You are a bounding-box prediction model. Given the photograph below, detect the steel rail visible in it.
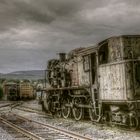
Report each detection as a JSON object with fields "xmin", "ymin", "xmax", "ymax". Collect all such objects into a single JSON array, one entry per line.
[
  {"xmin": 13, "ymin": 113, "xmax": 93, "ymax": 140},
  {"xmin": 15, "ymin": 106, "xmax": 46, "ymax": 115},
  {"xmin": 0, "ymin": 103, "xmax": 13, "ymax": 108},
  {"xmin": 0, "ymin": 116, "xmax": 44, "ymax": 140},
  {"xmin": 0, "ymin": 102, "xmax": 20, "ymax": 108}
]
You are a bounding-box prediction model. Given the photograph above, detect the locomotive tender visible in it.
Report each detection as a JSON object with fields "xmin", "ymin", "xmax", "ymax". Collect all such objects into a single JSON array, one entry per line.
[{"xmin": 42, "ymin": 35, "xmax": 140, "ymax": 129}]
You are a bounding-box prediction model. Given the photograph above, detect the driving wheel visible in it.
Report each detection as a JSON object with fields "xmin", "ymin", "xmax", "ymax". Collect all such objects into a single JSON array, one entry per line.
[
  {"xmin": 72, "ymin": 98, "xmax": 84, "ymax": 121},
  {"xmin": 62, "ymin": 98, "xmax": 71, "ymax": 119}
]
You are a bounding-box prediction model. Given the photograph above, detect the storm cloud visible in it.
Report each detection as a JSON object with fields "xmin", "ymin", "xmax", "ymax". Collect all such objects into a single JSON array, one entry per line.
[{"xmin": 0, "ymin": 0, "xmax": 140, "ymax": 73}]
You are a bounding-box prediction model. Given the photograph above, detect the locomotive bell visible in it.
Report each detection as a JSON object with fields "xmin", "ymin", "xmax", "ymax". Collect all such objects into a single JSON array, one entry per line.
[{"xmin": 59, "ymin": 53, "xmax": 66, "ymax": 62}]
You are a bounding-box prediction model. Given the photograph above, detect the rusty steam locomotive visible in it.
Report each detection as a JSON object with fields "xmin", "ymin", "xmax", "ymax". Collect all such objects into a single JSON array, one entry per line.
[{"xmin": 41, "ymin": 35, "xmax": 140, "ymax": 130}]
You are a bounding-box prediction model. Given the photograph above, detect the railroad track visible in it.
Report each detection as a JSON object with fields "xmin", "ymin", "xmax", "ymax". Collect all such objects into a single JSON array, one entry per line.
[
  {"xmin": 0, "ymin": 101, "xmax": 43, "ymax": 114},
  {"xmin": 0, "ymin": 112, "xmax": 93, "ymax": 140},
  {"xmin": 14, "ymin": 106, "xmax": 47, "ymax": 115},
  {"xmin": 0, "ymin": 102, "xmax": 21, "ymax": 108},
  {"xmin": 0, "ymin": 102, "xmax": 23, "ymax": 112}
]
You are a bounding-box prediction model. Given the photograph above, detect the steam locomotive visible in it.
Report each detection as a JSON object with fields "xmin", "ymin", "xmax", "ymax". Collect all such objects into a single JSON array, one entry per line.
[{"xmin": 41, "ymin": 35, "xmax": 140, "ymax": 130}]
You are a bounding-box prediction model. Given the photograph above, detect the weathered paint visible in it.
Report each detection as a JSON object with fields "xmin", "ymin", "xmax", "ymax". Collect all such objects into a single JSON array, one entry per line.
[
  {"xmin": 125, "ymin": 62, "xmax": 134, "ymax": 99},
  {"xmin": 77, "ymin": 55, "xmax": 90, "ymax": 86},
  {"xmin": 98, "ymin": 36, "xmax": 140, "ymax": 101},
  {"xmin": 134, "ymin": 61, "xmax": 140, "ymax": 98},
  {"xmin": 99, "ymin": 62, "xmax": 126, "ymax": 100},
  {"xmin": 108, "ymin": 37, "xmax": 122, "ymax": 62},
  {"xmin": 46, "ymin": 35, "xmax": 140, "ymax": 102},
  {"xmin": 66, "ymin": 57, "xmax": 79, "ymax": 86},
  {"xmin": 122, "ymin": 37, "xmax": 140, "ymax": 59},
  {"xmin": 108, "ymin": 36, "xmax": 140, "ymax": 62}
]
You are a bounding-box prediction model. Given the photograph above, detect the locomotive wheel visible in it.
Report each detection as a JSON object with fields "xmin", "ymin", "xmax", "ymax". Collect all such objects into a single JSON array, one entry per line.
[
  {"xmin": 62, "ymin": 98, "xmax": 71, "ymax": 119},
  {"xmin": 89, "ymin": 100, "xmax": 98, "ymax": 121},
  {"xmin": 129, "ymin": 116, "xmax": 139, "ymax": 131},
  {"xmin": 72, "ymin": 98, "xmax": 84, "ymax": 121}
]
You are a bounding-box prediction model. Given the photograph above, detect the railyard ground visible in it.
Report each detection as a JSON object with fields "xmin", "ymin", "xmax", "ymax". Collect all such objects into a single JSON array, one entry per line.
[{"xmin": 0, "ymin": 100, "xmax": 140, "ymax": 140}]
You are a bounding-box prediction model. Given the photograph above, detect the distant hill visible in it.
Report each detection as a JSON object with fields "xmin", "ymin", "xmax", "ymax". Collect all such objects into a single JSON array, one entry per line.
[{"xmin": 0, "ymin": 70, "xmax": 45, "ymax": 80}]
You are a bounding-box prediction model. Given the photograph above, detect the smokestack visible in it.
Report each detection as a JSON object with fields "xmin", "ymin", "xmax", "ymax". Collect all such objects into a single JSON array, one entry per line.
[{"xmin": 59, "ymin": 53, "xmax": 66, "ymax": 62}]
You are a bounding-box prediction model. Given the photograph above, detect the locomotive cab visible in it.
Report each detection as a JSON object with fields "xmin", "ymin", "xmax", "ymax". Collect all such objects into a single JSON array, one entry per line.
[{"xmin": 98, "ymin": 35, "xmax": 140, "ymax": 129}]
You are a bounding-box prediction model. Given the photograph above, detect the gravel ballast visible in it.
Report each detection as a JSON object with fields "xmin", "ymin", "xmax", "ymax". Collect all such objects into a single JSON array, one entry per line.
[{"xmin": 0, "ymin": 100, "xmax": 140, "ymax": 140}]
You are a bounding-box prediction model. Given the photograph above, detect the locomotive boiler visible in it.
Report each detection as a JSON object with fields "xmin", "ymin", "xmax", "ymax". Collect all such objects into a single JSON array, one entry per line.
[{"xmin": 41, "ymin": 35, "xmax": 140, "ymax": 130}]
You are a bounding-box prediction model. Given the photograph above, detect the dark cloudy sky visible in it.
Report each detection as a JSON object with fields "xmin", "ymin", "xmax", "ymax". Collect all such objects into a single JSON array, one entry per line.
[{"xmin": 0, "ymin": 0, "xmax": 140, "ymax": 73}]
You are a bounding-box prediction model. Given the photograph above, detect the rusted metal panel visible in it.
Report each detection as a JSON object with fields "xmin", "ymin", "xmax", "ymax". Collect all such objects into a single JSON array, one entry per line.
[
  {"xmin": 77, "ymin": 56, "xmax": 90, "ymax": 86},
  {"xmin": 65, "ymin": 57, "xmax": 79, "ymax": 86},
  {"xmin": 99, "ymin": 36, "xmax": 140, "ymax": 101},
  {"xmin": 99, "ymin": 62, "xmax": 126, "ymax": 100},
  {"xmin": 125, "ymin": 62, "xmax": 134, "ymax": 100},
  {"xmin": 122, "ymin": 37, "xmax": 140, "ymax": 59},
  {"xmin": 108, "ymin": 37, "xmax": 122, "ymax": 62},
  {"xmin": 107, "ymin": 36, "xmax": 140, "ymax": 62},
  {"xmin": 70, "ymin": 61, "xmax": 79, "ymax": 86},
  {"xmin": 134, "ymin": 61, "xmax": 140, "ymax": 98}
]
